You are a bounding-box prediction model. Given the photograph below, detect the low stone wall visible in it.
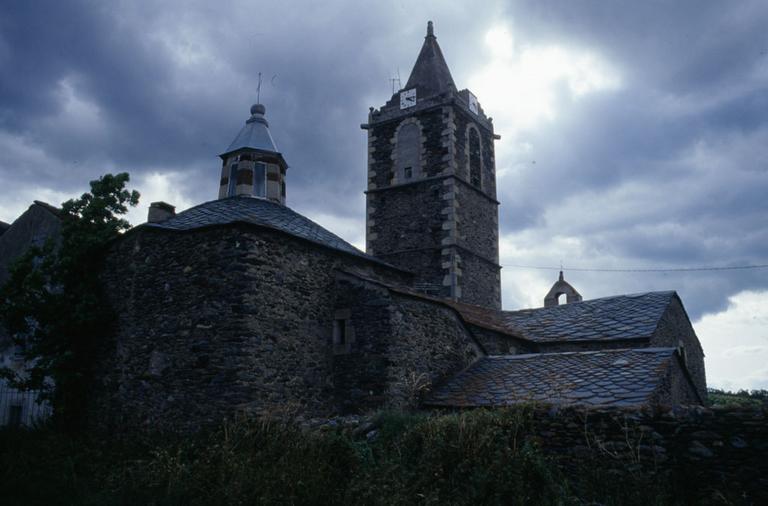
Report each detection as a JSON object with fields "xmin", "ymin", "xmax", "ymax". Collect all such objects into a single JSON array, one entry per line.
[{"xmin": 527, "ymin": 405, "xmax": 768, "ymax": 502}]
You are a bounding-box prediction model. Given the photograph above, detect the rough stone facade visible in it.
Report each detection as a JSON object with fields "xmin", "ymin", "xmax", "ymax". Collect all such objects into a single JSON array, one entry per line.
[
  {"xmin": 364, "ymin": 35, "xmax": 501, "ymax": 309},
  {"xmin": 93, "ymin": 223, "xmax": 482, "ymax": 433},
  {"xmin": 650, "ymin": 296, "xmax": 707, "ymax": 400},
  {"xmin": 333, "ymin": 273, "xmax": 481, "ymax": 413},
  {"xmin": 520, "ymin": 405, "xmax": 768, "ymax": 503}
]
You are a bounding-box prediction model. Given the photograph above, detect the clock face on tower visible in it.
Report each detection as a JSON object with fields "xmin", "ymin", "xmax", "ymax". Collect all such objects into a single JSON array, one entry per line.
[{"xmin": 400, "ymin": 88, "xmax": 417, "ymax": 109}]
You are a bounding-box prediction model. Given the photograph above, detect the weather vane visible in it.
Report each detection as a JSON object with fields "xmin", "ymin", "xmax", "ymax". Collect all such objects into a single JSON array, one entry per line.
[{"xmin": 389, "ymin": 68, "xmax": 402, "ymax": 94}]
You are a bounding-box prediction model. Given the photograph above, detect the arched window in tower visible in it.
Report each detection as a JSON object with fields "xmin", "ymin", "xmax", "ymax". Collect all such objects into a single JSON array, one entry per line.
[
  {"xmin": 395, "ymin": 121, "xmax": 421, "ymax": 182},
  {"xmin": 469, "ymin": 128, "xmax": 481, "ymax": 188}
]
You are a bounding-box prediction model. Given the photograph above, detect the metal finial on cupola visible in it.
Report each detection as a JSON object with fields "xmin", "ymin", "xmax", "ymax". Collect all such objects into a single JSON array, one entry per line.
[
  {"xmin": 427, "ymin": 20, "xmax": 434, "ymax": 37},
  {"xmin": 247, "ymin": 103, "xmax": 268, "ymax": 125}
]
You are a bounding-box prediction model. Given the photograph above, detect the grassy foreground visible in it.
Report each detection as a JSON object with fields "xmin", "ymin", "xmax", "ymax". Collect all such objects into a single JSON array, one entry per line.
[{"xmin": 0, "ymin": 408, "xmax": 736, "ymax": 505}]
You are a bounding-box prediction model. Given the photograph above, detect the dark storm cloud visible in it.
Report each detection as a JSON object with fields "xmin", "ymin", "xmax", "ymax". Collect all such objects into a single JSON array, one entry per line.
[
  {"xmin": 0, "ymin": 0, "xmax": 497, "ymax": 212},
  {"xmin": 0, "ymin": 0, "xmax": 766, "ymax": 322}
]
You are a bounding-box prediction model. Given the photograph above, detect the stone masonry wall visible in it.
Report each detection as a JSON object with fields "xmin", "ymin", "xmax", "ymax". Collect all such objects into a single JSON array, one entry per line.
[
  {"xmin": 332, "ymin": 274, "xmax": 481, "ymax": 413},
  {"xmin": 454, "ymin": 181, "xmax": 498, "ymax": 263},
  {"xmin": 94, "ymin": 224, "xmax": 410, "ymax": 433},
  {"xmin": 468, "ymin": 324, "xmax": 534, "ymax": 355},
  {"xmin": 651, "ymin": 297, "xmax": 707, "ymax": 401},
  {"xmin": 367, "ymin": 180, "xmax": 447, "ymax": 255},
  {"xmin": 366, "ymin": 102, "xmax": 501, "ymax": 310},
  {"xmin": 332, "ymin": 275, "xmax": 393, "ymax": 414},
  {"xmin": 518, "ymin": 405, "xmax": 768, "ymax": 503},
  {"xmin": 455, "ymin": 248, "xmax": 502, "ymax": 310},
  {"xmin": 652, "ymin": 356, "xmax": 702, "ymax": 406},
  {"xmin": 387, "ymin": 294, "xmax": 482, "ymax": 407}
]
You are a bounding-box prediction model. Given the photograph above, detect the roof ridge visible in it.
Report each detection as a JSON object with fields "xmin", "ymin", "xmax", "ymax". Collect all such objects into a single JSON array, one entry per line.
[
  {"xmin": 140, "ymin": 197, "xmax": 409, "ymax": 271},
  {"xmin": 504, "ymin": 290, "xmax": 677, "ymax": 315},
  {"xmin": 485, "ymin": 347, "xmax": 677, "ymax": 360}
]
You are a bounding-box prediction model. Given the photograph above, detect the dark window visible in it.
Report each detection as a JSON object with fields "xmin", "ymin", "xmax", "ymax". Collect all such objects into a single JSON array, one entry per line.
[
  {"xmin": 469, "ymin": 128, "xmax": 481, "ymax": 188},
  {"xmin": 396, "ymin": 122, "xmax": 421, "ymax": 181},
  {"xmin": 253, "ymin": 162, "xmax": 266, "ymax": 197},
  {"xmin": 334, "ymin": 319, "xmax": 347, "ymax": 345},
  {"xmin": 228, "ymin": 163, "xmax": 239, "ymax": 196}
]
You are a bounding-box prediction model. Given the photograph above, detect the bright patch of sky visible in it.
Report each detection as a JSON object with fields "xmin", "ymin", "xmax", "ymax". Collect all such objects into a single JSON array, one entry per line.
[
  {"xmin": 125, "ymin": 172, "xmax": 195, "ymax": 226},
  {"xmin": 696, "ymin": 291, "xmax": 768, "ymax": 390},
  {"xmin": 469, "ymin": 24, "xmax": 621, "ymax": 140}
]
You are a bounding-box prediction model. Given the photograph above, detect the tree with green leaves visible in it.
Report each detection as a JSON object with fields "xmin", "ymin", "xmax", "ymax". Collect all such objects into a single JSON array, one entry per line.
[{"xmin": 0, "ymin": 173, "xmax": 139, "ymax": 431}]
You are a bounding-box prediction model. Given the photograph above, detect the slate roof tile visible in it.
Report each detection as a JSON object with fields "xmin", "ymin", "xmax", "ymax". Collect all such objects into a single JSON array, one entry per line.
[
  {"xmin": 143, "ymin": 196, "xmax": 383, "ymax": 264},
  {"xmin": 424, "ymin": 348, "xmax": 677, "ymax": 408},
  {"xmin": 444, "ymin": 292, "xmax": 676, "ymax": 343}
]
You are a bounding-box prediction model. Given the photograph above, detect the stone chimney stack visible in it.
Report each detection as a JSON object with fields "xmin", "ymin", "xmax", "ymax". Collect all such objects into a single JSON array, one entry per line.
[{"xmin": 148, "ymin": 201, "xmax": 176, "ymax": 223}]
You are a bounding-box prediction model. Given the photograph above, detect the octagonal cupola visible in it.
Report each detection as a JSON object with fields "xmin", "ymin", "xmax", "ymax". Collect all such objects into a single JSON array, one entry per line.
[{"xmin": 218, "ymin": 103, "xmax": 288, "ymax": 204}]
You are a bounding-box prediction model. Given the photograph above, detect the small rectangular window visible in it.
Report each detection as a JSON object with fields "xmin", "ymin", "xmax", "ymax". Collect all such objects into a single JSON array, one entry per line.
[
  {"xmin": 253, "ymin": 162, "xmax": 266, "ymax": 197},
  {"xmin": 334, "ymin": 319, "xmax": 347, "ymax": 345},
  {"xmin": 403, "ymin": 166, "xmax": 413, "ymax": 179}
]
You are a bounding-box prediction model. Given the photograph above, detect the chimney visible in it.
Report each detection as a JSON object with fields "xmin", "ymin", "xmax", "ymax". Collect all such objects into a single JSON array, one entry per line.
[{"xmin": 148, "ymin": 201, "xmax": 176, "ymax": 223}]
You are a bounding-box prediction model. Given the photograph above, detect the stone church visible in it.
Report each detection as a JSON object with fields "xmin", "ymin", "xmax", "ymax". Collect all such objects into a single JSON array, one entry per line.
[{"xmin": 1, "ymin": 23, "xmax": 706, "ymax": 432}]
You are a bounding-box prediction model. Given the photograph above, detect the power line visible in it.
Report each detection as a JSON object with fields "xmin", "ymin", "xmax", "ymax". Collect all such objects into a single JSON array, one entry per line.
[{"xmin": 502, "ymin": 263, "xmax": 768, "ymax": 273}]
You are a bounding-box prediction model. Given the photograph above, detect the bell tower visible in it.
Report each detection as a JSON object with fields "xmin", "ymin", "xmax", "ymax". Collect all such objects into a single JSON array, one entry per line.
[{"xmin": 362, "ymin": 22, "xmax": 501, "ymax": 309}]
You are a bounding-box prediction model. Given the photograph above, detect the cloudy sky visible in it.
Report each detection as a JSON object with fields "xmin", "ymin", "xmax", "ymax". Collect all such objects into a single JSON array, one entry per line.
[{"xmin": 1, "ymin": 0, "xmax": 766, "ymax": 390}]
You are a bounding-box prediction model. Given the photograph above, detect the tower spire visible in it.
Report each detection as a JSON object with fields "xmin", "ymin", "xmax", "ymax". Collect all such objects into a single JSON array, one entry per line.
[{"xmin": 404, "ymin": 20, "xmax": 456, "ymax": 98}]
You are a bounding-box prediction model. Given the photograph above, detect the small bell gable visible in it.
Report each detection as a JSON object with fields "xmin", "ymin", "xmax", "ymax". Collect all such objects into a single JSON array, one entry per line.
[{"xmin": 544, "ymin": 271, "xmax": 583, "ymax": 307}]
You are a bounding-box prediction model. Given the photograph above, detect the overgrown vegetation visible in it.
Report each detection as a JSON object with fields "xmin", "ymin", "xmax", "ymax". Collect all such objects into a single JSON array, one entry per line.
[
  {"xmin": 0, "ymin": 173, "xmax": 139, "ymax": 431},
  {"xmin": 708, "ymin": 388, "xmax": 768, "ymax": 408},
  {"xmin": 0, "ymin": 408, "xmax": 750, "ymax": 506}
]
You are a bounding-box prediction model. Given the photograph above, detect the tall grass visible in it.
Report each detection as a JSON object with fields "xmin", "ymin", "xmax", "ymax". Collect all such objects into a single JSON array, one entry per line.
[{"xmin": 0, "ymin": 408, "xmax": 739, "ymax": 505}]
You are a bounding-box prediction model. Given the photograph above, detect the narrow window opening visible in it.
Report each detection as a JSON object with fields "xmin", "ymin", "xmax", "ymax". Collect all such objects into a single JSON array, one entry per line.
[
  {"xmin": 333, "ymin": 319, "xmax": 347, "ymax": 345},
  {"xmin": 469, "ymin": 128, "xmax": 482, "ymax": 188},
  {"xmin": 396, "ymin": 122, "xmax": 421, "ymax": 182},
  {"xmin": 227, "ymin": 163, "xmax": 239, "ymax": 196},
  {"xmin": 253, "ymin": 162, "xmax": 266, "ymax": 197}
]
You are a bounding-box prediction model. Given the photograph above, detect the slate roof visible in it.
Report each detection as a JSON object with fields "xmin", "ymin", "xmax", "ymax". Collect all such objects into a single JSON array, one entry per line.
[
  {"xmin": 447, "ymin": 292, "xmax": 676, "ymax": 344},
  {"xmin": 425, "ymin": 348, "xmax": 679, "ymax": 408},
  {"xmin": 144, "ymin": 196, "xmax": 377, "ymax": 262},
  {"xmin": 404, "ymin": 21, "xmax": 456, "ymax": 98},
  {"xmin": 223, "ymin": 104, "xmax": 281, "ymax": 157}
]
